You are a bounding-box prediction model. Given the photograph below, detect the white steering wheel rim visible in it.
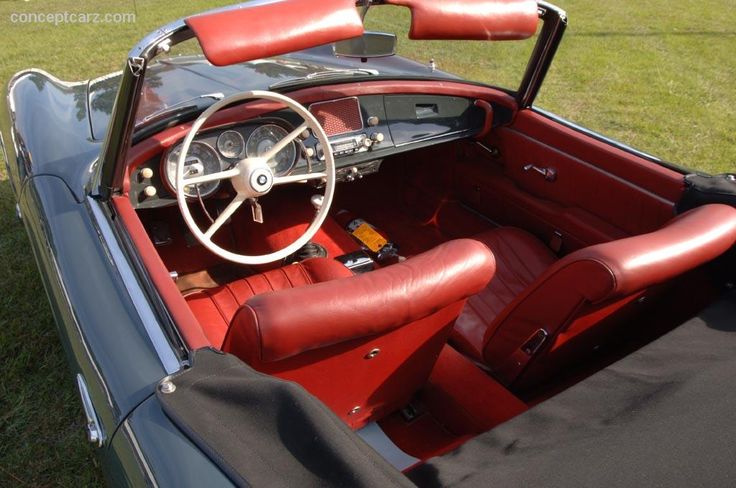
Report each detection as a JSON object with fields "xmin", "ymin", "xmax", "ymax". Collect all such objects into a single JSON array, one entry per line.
[{"xmin": 175, "ymin": 90, "xmax": 335, "ymax": 265}]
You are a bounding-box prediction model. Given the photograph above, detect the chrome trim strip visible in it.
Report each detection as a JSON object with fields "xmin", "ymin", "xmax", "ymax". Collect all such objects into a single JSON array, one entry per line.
[
  {"xmin": 88, "ymin": 197, "xmax": 180, "ymax": 374},
  {"xmin": 393, "ymin": 128, "xmax": 478, "ymax": 148},
  {"xmin": 122, "ymin": 420, "xmax": 159, "ymax": 487}
]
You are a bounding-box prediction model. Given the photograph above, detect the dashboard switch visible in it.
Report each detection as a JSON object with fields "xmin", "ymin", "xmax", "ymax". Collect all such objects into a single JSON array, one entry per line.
[
  {"xmin": 370, "ymin": 132, "xmax": 384, "ymax": 143},
  {"xmin": 140, "ymin": 167, "xmax": 154, "ymax": 180},
  {"xmin": 143, "ymin": 186, "xmax": 157, "ymax": 198}
]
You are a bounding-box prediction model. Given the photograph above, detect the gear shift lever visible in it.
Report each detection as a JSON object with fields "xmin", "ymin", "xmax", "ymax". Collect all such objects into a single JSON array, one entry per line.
[{"xmin": 310, "ymin": 194, "xmax": 324, "ymax": 210}]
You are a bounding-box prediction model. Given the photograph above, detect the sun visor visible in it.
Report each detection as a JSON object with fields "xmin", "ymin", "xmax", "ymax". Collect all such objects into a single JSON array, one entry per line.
[
  {"xmin": 384, "ymin": 0, "xmax": 539, "ymax": 40},
  {"xmin": 185, "ymin": 0, "xmax": 365, "ymax": 67}
]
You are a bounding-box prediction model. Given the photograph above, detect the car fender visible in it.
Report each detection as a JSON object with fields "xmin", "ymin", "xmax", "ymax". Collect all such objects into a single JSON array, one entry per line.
[
  {"xmin": 17, "ymin": 174, "xmax": 182, "ymax": 456},
  {"xmin": 3, "ymin": 69, "xmax": 101, "ymax": 201}
]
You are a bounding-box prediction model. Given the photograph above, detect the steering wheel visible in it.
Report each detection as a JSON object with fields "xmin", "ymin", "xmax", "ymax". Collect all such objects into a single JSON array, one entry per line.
[{"xmin": 175, "ymin": 90, "xmax": 335, "ymax": 265}]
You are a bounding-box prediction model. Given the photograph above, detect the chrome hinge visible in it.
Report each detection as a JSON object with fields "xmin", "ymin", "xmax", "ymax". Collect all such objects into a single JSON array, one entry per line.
[
  {"xmin": 76, "ymin": 374, "xmax": 105, "ymax": 447},
  {"xmin": 128, "ymin": 57, "xmax": 145, "ymax": 77}
]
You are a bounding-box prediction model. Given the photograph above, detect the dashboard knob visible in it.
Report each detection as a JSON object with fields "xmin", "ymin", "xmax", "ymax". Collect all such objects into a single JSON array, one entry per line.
[
  {"xmin": 367, "ymin": 116, "xmax": 380, "ymax": 126},
  {"xmin": 140, "ymin": 167, "xmax": 154, "ymax": 180},
  {"xmin": 143, "ymin": 185, "xmax": 157, "ymax": 198},
  {"xmin": 305, "ymin": 147, "xmax": 316, "ymax": 159},
  {"xmin": 370, "ymin": 132, "xmax": 384, "ymax": 143},
  {"xmin": 362, "ymin": 137, "xmax": 373, "ymax": 148}
]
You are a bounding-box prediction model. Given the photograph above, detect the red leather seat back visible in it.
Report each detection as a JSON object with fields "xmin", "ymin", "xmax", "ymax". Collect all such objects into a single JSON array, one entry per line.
[
  {"xmin": 483, "ymin": 204, "xmax": 736, "ymax": 388},
  {"xmin": 223, "ymin": 239, "xmax": 496, "ymax": 428},
  {"xmin": 185, "ymin": 258, "xmax": 353, "ymax": 347}
]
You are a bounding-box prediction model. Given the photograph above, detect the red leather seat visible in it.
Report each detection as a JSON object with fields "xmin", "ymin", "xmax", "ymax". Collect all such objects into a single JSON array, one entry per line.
[
  {"xmin": 222, "ymin": 239, "xmax": 495, "ymax": 429},
  {"xmin": 186, "ymin": 258, "xmax": 353, "ymax": 346},
  {"xmin": 452, "ymin": 204, "xmax": 736, "ymax": 390}
]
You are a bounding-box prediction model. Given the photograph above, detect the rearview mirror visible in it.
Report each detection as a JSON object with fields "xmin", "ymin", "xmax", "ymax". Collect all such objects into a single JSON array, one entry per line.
[{"xmin": 334, "ymin": 32, "xmax": 397, "ymax": 58}]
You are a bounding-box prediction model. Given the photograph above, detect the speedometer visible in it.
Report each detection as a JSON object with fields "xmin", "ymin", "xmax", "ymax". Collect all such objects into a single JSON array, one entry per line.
[
  {"xmin": 217, "ymin": 130, "xmax": 245, "ymax": 159},
  {"xmin": 165, "ymin": 141, "xmax": 222, "ymax": 198},
  {"xmin": 246, "ymin": 124, "xmax": 297, "ymax": 176}
]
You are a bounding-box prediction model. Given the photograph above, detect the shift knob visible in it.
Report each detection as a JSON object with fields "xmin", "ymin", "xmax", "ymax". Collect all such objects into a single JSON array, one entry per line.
[{"xmin": 310, "ymin": 194, "xmax": 324, "ymax": 210}]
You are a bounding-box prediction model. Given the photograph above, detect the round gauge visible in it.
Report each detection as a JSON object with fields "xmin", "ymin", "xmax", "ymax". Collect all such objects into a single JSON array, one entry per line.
[
  {"xmin": 246, "ymin": 124, "xmax": 297, "ymax": 175},
  {"xmin": 165, "ymin": 141, "xmax": 222, "ymax": 198},
  {"xmin": 217, "ymin": 130, "xmax": 245, "ymax": 159}
]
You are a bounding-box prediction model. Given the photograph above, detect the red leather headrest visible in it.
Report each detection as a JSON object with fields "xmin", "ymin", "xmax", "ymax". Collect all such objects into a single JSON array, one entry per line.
[
  {"xmin": 225, "ymin": 239, "xmax": 495, "ymax": 363},
  {"xmin": 186, "ymin": 0, "xmax": 364, "ymax": 67},
  {"xmin": 384, "ymin": 0, "xmax": 539, "ymax": 41},
  {"xmin": 558, "ymin": 204, "xmax": 736, "ymax": 302}
]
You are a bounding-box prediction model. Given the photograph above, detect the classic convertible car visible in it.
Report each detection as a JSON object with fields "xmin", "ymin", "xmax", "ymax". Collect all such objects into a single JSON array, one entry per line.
[{"xmin": 4, "ymin": 0, "xmax": 736, "ymax": 486}]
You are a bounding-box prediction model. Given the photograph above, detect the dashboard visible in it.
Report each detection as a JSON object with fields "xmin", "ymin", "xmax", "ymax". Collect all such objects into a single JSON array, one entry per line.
[{"xmin": 129, "ymin": 94, "xmax": 487, "ymax": 209}]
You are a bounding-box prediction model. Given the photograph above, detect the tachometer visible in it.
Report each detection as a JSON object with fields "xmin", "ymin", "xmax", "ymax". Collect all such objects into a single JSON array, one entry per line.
[
  {"xmin": 165, "ymin": 141, "xmax": 222, "ymax": 198},
  {"xmin": 217, "ymin": 130, "xmax": 245, "ymax": 159},
  {"xmin": 246, "ymin": 124, "xmax": 297, "ymax": 175}
]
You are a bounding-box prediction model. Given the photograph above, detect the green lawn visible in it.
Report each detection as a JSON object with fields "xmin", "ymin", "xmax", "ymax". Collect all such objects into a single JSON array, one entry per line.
[{"xmin": 0, "ymin": 0, "xmax": 734, "ymax": 485}]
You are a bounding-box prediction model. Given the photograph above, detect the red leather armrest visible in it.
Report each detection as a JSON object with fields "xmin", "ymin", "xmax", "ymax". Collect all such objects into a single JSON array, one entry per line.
[
  {"xmin": 575, "ymin": 204, "xmax": 736, "ymax": 300},
  {"xmin": 224, "ymin": 239, "xmax": 496, "ymax": 363}
]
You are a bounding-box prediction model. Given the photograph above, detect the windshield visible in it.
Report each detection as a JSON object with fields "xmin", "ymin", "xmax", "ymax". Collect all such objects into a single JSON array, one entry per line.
[{"xmin": 99, "ymin": 6, "xmax": 539, "ymax": 131}]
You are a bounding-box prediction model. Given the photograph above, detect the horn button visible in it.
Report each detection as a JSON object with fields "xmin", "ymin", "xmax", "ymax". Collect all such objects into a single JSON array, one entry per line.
[{"xmin": 233, "ymin": 158, "xmax": 274, "ymax": 197}]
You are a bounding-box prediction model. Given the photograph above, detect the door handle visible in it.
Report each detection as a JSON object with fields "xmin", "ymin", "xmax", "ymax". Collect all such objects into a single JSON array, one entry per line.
[
  {"xmin": 523, "ymin": 164, "xmax": 557, "ymax": 182},
  {"xmin": 76, "ymin": 374, "xmax": 105, "ymax": 447}
]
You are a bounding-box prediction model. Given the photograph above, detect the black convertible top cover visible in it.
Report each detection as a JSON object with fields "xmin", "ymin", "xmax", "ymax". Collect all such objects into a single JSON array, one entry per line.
[
  {"xmin": 157, "ymin": 349, "xmax": 413, "ymax": 488},
  {"xmin": 409, "ymin": 291, "xmax": 736, "ymax": 487}
]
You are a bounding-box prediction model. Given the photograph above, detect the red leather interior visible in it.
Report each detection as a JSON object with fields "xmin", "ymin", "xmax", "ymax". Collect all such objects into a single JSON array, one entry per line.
[
  {"xmin": 451, "ymin": 227, "xmax": 556, "ymax": 361},
  {"xmin": 451, "ymin": 204, "xmax": 736, "ymax": 389},
  {"xmin": 186, "ymin": 258, "xmax": 353, "ymax": 347},
  {"xmin": 223, "ymin": 239, "xmax": 495, "ymax": 428},
  {"xmin": 185, "ymin": 0, "xmax": 363, "ymax": 67},
  {"xmin": 454, "ymin": 109, "xmax": 687, "ymax": 253},
  {"xmin": 376, "ymin": 346, "xmax": 527, "ymax": 463},
  {"xmin": 229, "ymin": 187, "xmax": 361, "ymax": 261},
  {"xmin": 420, "ymin": 345, "xmax": 527, "ymax": 434},
  {"xmin": 384, "ymin": 0, "xmax": 538, "ymax": 40},
  {"xmin": 511, "ymin": 111, "xmax": 684, "ymax": 202}
]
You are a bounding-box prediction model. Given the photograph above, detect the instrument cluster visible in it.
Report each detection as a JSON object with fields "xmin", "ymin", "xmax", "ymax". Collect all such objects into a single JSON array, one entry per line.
[{"xmin": 162, "ymin": 121, "xmax": 301, "ymax": 198}]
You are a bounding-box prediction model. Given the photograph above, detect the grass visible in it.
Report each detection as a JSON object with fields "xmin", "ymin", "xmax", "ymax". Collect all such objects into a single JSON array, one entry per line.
[{"xmin": 0, "ymin": 0, "xmax": 733, "ymax": 485}]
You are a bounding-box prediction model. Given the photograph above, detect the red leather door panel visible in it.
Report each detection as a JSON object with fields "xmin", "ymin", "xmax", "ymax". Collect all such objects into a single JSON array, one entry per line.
[{"xmin": 457, "ymin": 109, "xmax": 685, "ymax": 252}]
